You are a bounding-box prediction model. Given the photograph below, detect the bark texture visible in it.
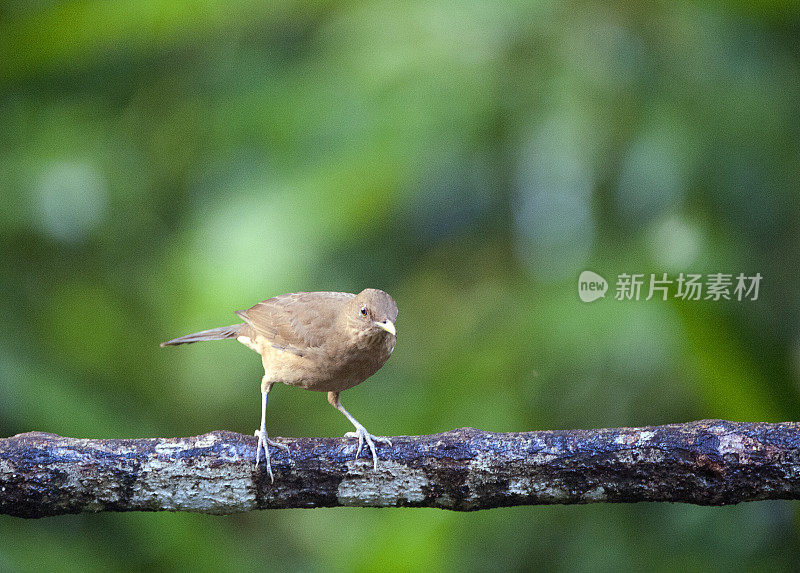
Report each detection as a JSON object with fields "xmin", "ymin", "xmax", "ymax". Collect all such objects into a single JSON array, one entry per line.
[{"xmin": 2, "ymin": 419, "xmax": 800, "ymax": 518}]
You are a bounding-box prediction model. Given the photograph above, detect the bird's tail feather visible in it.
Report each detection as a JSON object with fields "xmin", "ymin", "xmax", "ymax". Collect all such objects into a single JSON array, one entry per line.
[{"xmin": 160, "ymin": 324, "xmax": 243, "ymax": 347}]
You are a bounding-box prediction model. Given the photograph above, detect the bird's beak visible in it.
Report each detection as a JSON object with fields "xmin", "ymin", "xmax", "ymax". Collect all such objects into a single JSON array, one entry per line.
[{"xmin": 375, "ymin": 319, "xmax": 396, "ymax": 336}]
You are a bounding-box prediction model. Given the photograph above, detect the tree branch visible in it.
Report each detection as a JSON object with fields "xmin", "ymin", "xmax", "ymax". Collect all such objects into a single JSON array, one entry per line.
[{"xmin": 2, "ymin": 419, "xmax": 800, "ymax": 517}]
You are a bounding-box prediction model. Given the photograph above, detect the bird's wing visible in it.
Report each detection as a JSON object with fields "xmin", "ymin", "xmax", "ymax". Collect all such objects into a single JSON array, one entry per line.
[{"xmin": 235, "ymin": 291, "xmax": 355, "ymax": 355}]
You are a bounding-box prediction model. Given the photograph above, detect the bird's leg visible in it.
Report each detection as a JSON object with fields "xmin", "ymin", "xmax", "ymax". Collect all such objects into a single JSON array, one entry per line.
[
  {"xmin": 327, "ymin": 391, "xmax": 392, "ymax": 471},
  {"xmin": 254, "ymin": 380, "xmax": 289, "ymax": 482}
]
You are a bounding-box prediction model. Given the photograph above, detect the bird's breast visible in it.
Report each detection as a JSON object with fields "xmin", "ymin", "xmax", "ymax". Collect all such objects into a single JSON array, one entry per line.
[
  {"xmin": 313, "ymin": 331, "xmax": 395, "ymax": 391},
  {"xmin": 251, "ymin": 329, "xmax": 395, "ymax": 392}
]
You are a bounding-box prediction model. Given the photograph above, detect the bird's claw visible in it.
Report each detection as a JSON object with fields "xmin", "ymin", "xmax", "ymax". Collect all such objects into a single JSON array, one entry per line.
[
  {"xmin": 254, "ymin": 429, "xmax": 290, "ymax": 483},
  {"xmin": 344, "ymin": 427, "xmax": 391, "ymax": 470},
  {"xmin": 254, "ymin": 429, "xmax": 290, "ymax": 452}
]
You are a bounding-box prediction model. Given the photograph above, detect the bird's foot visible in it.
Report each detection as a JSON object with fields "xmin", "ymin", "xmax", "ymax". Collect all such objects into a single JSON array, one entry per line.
[
  {"xmin": 254, "ymin": 429, "xmax": 290, "ymax": 452},
  {"xmin": 254, "ymin": 429, "xmax": 290, "ymax": 483},
  {"xmin": 344, "ymin": 426, "xmax": 392, "ymax": 471}
]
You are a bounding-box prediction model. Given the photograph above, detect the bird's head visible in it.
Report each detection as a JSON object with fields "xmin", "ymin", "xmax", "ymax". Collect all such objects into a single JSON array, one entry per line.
[{"xmin": 348, "ymin": 288, "xmax": 398, "ymax": 338}]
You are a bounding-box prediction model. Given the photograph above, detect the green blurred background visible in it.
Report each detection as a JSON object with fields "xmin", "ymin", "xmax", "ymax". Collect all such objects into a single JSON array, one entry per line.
[{"xmin": 2, "ymin": 0, "xmax": 800, "ymax": 570}]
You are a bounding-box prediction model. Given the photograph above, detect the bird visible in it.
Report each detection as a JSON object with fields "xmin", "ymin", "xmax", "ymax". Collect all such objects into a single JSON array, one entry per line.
[{"xmin": 160, "ymin": 288, "xmax": 398, "ymax": 482}]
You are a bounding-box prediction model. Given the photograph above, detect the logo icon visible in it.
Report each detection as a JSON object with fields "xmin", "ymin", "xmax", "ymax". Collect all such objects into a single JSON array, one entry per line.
[{"xmin": 579, "ymin": 270, "xmax": 608, "ymax": 302}]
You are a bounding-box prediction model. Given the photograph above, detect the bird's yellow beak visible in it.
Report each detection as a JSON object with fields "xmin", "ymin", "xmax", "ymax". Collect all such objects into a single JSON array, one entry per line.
[{"xmin": 375, "ymin": 320, "xmax": 396, "ymax": 336}]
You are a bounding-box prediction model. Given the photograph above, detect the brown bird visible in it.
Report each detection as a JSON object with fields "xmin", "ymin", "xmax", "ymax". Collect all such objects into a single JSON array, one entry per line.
[{"xmin": 160, "ymin": 288, "xmax": 398, "ymax": 482}]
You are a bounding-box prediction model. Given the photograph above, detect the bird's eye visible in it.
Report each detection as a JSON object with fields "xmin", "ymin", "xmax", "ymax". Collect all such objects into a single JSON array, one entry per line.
[{"xmin": 360, "ymin": 306, "xmax": 368, "ymax": 316}]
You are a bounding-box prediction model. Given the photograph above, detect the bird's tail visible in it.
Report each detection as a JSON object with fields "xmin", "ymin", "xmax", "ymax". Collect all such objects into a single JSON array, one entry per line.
[{"xmin": 160, "ymin": 324, "xmax": 243, "ymax": 347}]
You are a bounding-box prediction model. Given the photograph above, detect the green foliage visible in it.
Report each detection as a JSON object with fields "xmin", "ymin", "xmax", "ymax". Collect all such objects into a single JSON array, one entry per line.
[{"xmin": 1, "ymin": 0, "xmax": 799, "ymax": 570}]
